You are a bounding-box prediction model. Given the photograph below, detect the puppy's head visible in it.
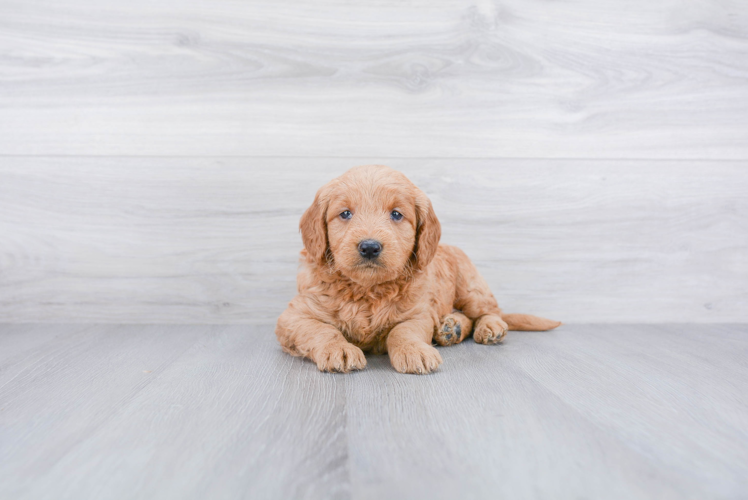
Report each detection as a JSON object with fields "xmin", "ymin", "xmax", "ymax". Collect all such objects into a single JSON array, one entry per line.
[{"xmin": 300, "ymin": 165, "xmax": 441, "ymax": 285}]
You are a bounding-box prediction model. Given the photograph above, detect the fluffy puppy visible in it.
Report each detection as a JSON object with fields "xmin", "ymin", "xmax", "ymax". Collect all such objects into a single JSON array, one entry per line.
[{"xmin": 276, "ymin": 165, "xmax": 560, "ymax": 374}]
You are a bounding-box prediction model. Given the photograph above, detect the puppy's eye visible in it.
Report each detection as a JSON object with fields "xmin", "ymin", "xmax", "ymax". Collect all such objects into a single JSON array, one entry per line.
[
  {"xmin": 390, "ymin": 210, "xmax": 403, "ymax": 221},
  {"xmin": 340, "ymin": 210, "xmax": 352, "ymax": 220}
]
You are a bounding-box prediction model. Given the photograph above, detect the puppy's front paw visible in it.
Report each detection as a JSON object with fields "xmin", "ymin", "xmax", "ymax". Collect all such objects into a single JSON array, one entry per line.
[
  {"xmin": 389, "ymin": 342, "xmax": 443, "ymax": 374},
  {"xmin": 314, "ymin": 341, "xmax": 367, "ymax": 373},
  {"xmin": 473, "ymin": 316, "xmax": 508, "ymax": 345}
]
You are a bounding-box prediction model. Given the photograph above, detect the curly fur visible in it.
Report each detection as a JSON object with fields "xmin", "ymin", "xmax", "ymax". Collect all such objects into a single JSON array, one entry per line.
[{"xmin": 276, "ymin": 165, "xmax": 561, "ymax": 374}]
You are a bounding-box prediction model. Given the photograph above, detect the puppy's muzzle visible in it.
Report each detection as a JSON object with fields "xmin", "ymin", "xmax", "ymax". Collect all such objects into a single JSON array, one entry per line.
[{"xmin": 358, "ymin": 239, "xmax": 382, "ymax": 260}]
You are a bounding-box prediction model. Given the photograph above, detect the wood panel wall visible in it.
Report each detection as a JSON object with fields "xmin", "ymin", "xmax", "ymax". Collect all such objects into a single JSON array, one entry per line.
[{"xmin": 1, "ymin": 0, "xmax": 746, "ymax": 322}]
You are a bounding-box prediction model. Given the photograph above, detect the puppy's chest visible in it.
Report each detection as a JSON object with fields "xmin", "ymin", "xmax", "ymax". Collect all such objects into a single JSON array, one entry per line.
[{"xmin": 335, "ymin": 300, "xmax": 403, "ymax": 353}]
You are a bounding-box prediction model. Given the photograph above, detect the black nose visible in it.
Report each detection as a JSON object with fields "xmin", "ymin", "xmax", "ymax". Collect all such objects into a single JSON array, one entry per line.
[{"xmin": 358, "ymin": 239, "xmax": 382, "ymax": 259}]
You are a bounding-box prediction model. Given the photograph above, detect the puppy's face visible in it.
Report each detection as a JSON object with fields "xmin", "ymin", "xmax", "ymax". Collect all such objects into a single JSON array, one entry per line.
[
  {"xmin": 326, "ymin": 171, "xmax": 417, "ymax": 284},
  {"xmin": 300, "ymin": 165, "xmax": 441, "ymax": 285}
]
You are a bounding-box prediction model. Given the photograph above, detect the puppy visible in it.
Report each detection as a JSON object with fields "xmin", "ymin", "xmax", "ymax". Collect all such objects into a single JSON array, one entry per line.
[{"xmin": 276, "ymin": 165, "xmax": 560, "ymax": 374}]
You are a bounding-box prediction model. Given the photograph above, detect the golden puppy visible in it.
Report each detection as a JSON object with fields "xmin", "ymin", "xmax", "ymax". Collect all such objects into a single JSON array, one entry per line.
[{"xmin": 276, "ymin": 165, "xmax": 560, "ymax": 374}]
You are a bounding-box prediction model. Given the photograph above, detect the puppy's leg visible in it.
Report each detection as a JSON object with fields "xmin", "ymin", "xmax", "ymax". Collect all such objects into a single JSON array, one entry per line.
[
  {"xmin": 434, "ymin": 311, "xmax": 473, "ymax": 346},
  {"xmin": 387, "ymin": 317, "xmax": 443, "ymax": 374},
  {"xmin": 451, "ymin": 249, "xmax": 509, "ymax": 344},
  {"xmin": 276, "ymin": 304, "xmax": 366, "ymax": 373}
]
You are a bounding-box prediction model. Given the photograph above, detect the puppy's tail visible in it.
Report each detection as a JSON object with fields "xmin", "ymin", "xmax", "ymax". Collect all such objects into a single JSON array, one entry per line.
[{"xmin": 502, "ymin": 313, "xmax": 562, "ymax": 331}]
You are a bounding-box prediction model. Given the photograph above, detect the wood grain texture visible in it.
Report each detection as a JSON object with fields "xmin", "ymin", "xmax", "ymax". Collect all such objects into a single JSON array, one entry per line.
[
  {"xmin": 346, "ymin": 323, "xmax": 748, "ymax": 500},
  {"xmin": 0, "ymin": 0, "xmax": 747, "ymax": 158},
  {"xmin": 1, "ymin": 157, "xmax": 746, "ymax": 323},
  {"xmin": 1, "ymin": 323, "xmax": 746, "ymax": 499},
  {"xmin": 0, "ymin": 324, "xmax": 207, "ymax": 498},
  {"xmin": 4, "ymin": 325, "xmax": 350, "ymax": 500}
]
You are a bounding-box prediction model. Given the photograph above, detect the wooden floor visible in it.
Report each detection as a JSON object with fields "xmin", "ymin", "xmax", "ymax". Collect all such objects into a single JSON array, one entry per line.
[{"xmin": 1, "ymin": 323, "xmax": 746, "ymax": 499}]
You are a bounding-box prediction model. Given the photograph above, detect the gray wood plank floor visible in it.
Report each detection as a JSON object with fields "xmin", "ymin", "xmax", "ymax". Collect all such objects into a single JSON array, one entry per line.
[{"xmin": 1, "ymin": 324, "xmax": 746, "ymax": 500}]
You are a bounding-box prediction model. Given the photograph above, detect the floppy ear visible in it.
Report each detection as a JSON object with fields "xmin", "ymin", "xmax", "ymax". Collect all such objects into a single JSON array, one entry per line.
[
  {"xmin": 299, "ymin": 187, "xmax": 330, "ymax": 266},
  {"xmin": 412, "ymin": 190, "xmax": 441, "ymax": 272}
]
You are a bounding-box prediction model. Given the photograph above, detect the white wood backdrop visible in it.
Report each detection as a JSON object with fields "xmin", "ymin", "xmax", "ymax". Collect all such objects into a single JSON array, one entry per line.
[
  {"xmin": 0, "ymin": 0, "xmax": 746, "ymax": 322},
  {"xmin": 1, "ymin": 158, "xmax": 745, "ymax": 323}
]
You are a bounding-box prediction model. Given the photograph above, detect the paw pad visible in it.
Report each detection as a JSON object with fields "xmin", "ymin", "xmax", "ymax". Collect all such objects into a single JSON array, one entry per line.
[{"xmin": 435, "ymin": 316, "xmax": 463, "ymax": 346}]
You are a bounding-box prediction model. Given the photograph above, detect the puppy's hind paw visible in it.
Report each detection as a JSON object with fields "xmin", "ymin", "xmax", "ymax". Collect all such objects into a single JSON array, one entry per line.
[
  {"xmin": 434, "ymin": 316, "xmax": 462, "ymax": 346},
  {"xmin": 473, "ymin": 316, "xmax": 508, "ymax": 345}
]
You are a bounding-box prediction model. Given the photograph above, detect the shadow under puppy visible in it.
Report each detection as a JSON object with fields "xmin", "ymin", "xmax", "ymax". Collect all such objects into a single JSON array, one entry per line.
[{"xmin": 276, "ymin": 165, "xmax": 560, "ymax": 374}]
